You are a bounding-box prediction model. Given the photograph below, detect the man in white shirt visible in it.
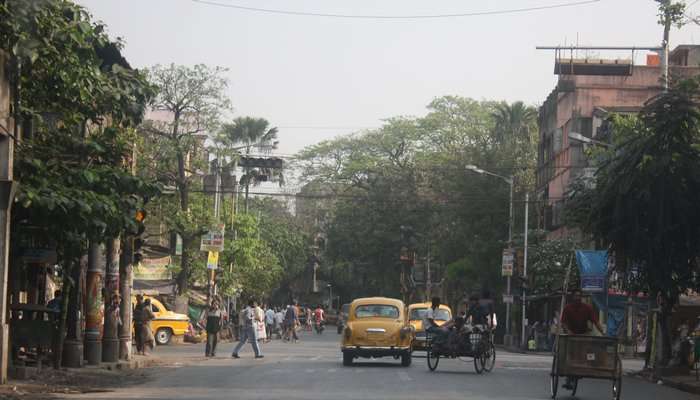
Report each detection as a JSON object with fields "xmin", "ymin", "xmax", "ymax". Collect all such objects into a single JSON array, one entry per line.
[
  {"xmin": 423, "ymin": 297, "xmax": 442, "ymax": 335},
  {"xmin": 232, "ymin": 300, "xmax": 264, "ymax": 359}
]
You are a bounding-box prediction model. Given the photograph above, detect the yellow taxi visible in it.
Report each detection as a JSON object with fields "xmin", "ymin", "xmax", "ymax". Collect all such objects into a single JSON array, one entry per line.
[
  {"xmin": 132, "ymin": 295, "xmax": 189, "ymax": 345},
  {"xmin": 341, "ymin": 297, "xmax": 413, "ymax": 367},
  {"xmin": 408, "ymin": 302, "xmax": 452, "ymax": 351}
]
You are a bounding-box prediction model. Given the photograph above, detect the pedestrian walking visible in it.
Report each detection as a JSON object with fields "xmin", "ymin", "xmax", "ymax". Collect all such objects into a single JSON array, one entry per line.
[
  {"xmin": 265, "ymin": 306, "xmax": 275, "ymax": 342},
  {"xmin": 205, "ymin": 299, "xmax": 224, "ymax": 357},
  {"xmin": 133, "ymin": 294, "xmax": 146, "ymax": 354},
  {"xmin": 305, "ymin": 307, "xmax": 313, "ymax": 331},
  {"xmin": 134, "ymin": 296, "xmax": 156, "ymax": 355},
  {"xmin": 255, "ymin": 303, "xmax": 266, "ymax": 343},
  {"xmin": 232, "ymin": 300, "xmax": 264, "ymax": 359},
  {"xmin": 141, "ymin": 298, "xmax": 156, "ymax": 355},
  {"xmin": 274, "ymin": 307, "xmax": 284, "ymax": 339},
  {"xmin": 284, "ymin": 302, "xmax": 299, "ymax": 342}
]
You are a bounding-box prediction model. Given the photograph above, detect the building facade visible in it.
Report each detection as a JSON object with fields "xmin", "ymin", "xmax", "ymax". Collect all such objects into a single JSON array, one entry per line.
[{"xmin": 537, "ymin": 45, "xmax": 700, "ymax": 238}]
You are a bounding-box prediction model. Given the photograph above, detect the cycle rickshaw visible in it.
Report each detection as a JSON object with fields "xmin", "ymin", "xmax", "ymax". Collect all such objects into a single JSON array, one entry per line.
[
  {"xmin": 550, "ymin": 334, "xmax": 622, "ymax": 399},
  {"xmin": 425, "ymin": 325, "xmax": 496, "ymax": 374}
]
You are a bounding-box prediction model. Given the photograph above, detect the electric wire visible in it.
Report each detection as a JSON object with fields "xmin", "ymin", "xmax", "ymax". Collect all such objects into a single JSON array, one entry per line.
[{"xmin": 190, "ymin": 0, "xmax": 602, "ymax": 20}]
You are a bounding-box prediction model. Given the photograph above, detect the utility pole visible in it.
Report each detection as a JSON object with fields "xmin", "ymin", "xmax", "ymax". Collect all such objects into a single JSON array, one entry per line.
[
  {"xmin": 506, "ymin": 177, "xmax": 513, "ymax": 345},
  {"xmin": 521, "ymin": 193, "xmax": 529, "ymax": 348},
  {"xmin": 426, "ymin": 248, "xmax": 432, "ymax": 300},
  {"xmin": 659, "ymin": 0, "xmax": 672, "ymax": 91}
]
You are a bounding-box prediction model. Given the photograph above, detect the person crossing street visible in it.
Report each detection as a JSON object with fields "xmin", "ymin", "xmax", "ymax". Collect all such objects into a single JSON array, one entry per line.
[{"xmin": 232, "ymin": 300, "xmax": 264, "ymax": 359}]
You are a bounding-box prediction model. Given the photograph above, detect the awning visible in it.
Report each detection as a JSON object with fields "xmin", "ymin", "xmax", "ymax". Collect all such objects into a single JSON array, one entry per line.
[{"xmin": 133, "ymin": 279, "xmax": 176, "ymax": 296}]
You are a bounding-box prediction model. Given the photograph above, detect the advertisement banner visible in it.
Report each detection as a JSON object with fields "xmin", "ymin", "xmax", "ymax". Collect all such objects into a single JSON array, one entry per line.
[
  {"xmin": 575, "ymin": 250, "xmax": 608, "ymax": 293},
  {"xmin": 200, "ymin": 224, "xmax": 225, "ymax": 252},
  {"xmin": 207, "ymin": 251, "xmax": 219, "ymax": 270},
  {"xmin": 502, "ymin": 248, "xmax": 514, "ymax": 277}
]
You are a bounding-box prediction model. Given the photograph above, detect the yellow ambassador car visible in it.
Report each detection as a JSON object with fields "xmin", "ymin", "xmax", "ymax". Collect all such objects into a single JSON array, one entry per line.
[
  {"xmin": 341, "ymin": 297, "xmax": 414, "ymax": 367},
  {"xmin": 408, "ymin": 302, "xmax": 452, "ymax": 351},
  {"xmin": 131, "ymin": 296, "xmax": 189, "ymax": 345}
]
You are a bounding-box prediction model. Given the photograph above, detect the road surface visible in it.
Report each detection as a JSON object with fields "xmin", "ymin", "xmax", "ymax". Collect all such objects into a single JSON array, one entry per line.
[{"xmin": 57, "ymin": 329, "xmax": 694, "ymax": 400}]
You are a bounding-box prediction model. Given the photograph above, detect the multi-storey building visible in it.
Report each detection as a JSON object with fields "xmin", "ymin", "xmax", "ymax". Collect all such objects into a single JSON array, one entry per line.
[{"xmin": 537, "ymin": 45, "xmax": 700, "ymax": 238}]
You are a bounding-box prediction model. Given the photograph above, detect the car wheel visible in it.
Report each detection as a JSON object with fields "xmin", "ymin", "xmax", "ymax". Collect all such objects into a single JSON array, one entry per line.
[
  {"xmin": 342, "ymin": 352, "xmax": 354, "ymax": 366},
  {"xmin": 155, "ymin": 328, "xmax": 172, "ymax": 345},
  {"xmin": 401, "ymin": 352, "xmax": 412, "ymax": 367}
]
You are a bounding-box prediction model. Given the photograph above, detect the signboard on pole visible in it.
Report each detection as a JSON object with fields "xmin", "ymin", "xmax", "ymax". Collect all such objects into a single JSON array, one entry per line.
[
  {"xmin": 207, "ymin": 251, "xmax": 219, "ymax": 270},
  {"xmin": 200, "ymin": 224, "xmax": 225, "ymax": 252},
  {"xmin": 502, "ymin": 294, "xmax": 514, "ymax": 304},
  {"xmin": 501, "ymin": 248, "xmax": 514, "ymax": 277}
]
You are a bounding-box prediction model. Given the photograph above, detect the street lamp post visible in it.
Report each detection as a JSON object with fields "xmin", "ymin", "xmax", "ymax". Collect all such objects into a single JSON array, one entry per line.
[
  {"xmin": 568, "ymin": 132, "xmax": 612, "ymax": 148},
  {"xmin": 465, "ymin": 165, "xmax": 514, "ymax": 345},
  {"xmin": 327, "ymin": 284, "xmax": 333, "ymax": 310}
]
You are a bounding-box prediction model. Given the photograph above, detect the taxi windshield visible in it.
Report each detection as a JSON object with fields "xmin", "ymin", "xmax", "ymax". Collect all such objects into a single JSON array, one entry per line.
[
  {"xmin": 355, "ymin": 304, "xmax": 399, "ymax": 319},
  {"xmin": 409, "ymin": 308, "xmax": 450, "ymax": 321}
]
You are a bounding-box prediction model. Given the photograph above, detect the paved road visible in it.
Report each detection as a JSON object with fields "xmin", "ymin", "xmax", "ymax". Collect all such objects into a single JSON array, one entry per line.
[{"xmin": 58, "ymin": 330, "xmax": 694, "ymax": 400}]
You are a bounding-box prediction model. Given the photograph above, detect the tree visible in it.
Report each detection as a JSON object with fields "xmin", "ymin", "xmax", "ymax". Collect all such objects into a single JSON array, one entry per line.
[
  {"xmin": 580, "ymin": 79, "xmax": 700, "ymax": 365},
  {"xmin": 491, "ymin": 101, "xmax": 538, "ymax": 144},
  {"xmin": 142, "ymin": 64, "xmax": 231, "ymax": 295},
  {"xmin": 1, "ymin": 0, "xmax": 157, "ymax": 368},
  {"xmin": 218, "ymin": 117, "xmax": 279, "ymax": 212},
  {"xmin": 296, "ymin": 96, "xmax": 538, "ymax": 305}
]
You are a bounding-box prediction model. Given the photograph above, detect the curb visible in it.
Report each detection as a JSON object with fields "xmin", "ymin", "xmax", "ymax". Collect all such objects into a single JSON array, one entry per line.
[{"xmin": 629, "ymin": 369, "xmax": 700, "ymax": 395}]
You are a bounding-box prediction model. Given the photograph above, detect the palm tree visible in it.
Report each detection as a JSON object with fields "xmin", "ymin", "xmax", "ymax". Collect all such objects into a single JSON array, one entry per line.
[
  {"xmin": 491, "ymin": 101, "xmax": 538, "ymax": 144},
  {"xmin": 220, "ymin": 117, "xmax": 280, "ymax": 212}
]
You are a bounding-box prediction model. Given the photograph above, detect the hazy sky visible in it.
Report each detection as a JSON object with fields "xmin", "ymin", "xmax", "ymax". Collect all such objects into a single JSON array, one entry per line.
[{"xmin": 77, "ymin": 0, "xmax": 700, "ymax": 155}]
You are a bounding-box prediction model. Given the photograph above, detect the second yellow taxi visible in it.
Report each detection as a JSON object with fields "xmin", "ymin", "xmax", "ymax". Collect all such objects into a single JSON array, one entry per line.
[{"xmin": 408, "ymin": 302, "xmax": 452, "ymax": 351}]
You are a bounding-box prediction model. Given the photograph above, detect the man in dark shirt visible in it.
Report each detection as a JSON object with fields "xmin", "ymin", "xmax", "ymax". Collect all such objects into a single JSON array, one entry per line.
[{"xmin": 205, "ymin": 299, "xmax": 223, "ymax": 357}]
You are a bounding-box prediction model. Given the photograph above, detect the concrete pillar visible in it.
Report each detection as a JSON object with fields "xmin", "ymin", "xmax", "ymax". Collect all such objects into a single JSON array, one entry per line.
[
  {"xmin": 85, "ymin": 242, "xmax": 105, "ymax": 365},
  {"xmin": 63, "ymin": 254, "xmax": 87, "ymax": 368},
  {"xmin": 118, "ymin": 237, "xmax": 132, "ymax": 361},
  {"xmin": 102, "ymin": 238, "xmax": 120, "ymax": 362},
  {"xmin": 0, "ymin": 50, "xmax": 16, "ymax": 384}
]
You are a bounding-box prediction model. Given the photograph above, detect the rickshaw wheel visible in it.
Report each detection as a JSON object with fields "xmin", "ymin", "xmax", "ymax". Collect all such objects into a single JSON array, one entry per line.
[
  {"xmin": 473, "ymin": 344, "xmax": 485, "ymax": 374},
  {"xmin": 612, "ymin": 357, "xmax": 622, "ymax": 400},
  {"xmin": 550, "ymin": 357, "xmax": 559, "ymax": 399},
  {"xmin": 482, "ymin": 341, "xmax": 496, "ymax": 372},
  {"xmin": 427, "ymin": 348, "xmax": 440, "ymax": 371}
]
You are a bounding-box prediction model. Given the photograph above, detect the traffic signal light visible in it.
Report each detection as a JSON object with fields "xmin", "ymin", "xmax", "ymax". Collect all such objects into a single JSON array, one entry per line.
[{"xmin": 133, "ymin": 209, "xmax": 147, "ymax": 264}]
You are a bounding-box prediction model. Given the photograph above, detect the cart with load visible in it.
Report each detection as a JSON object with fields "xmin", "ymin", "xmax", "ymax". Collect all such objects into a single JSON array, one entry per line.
[{"xmin": 426, "ymin": 325, "xmax": 496, "ymax": 374}]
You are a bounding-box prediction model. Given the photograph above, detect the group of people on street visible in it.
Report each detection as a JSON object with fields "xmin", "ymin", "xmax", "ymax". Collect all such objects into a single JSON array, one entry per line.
[{"xmin": 196, "ymin": 298, "xmax": 326, "ymax": 359}]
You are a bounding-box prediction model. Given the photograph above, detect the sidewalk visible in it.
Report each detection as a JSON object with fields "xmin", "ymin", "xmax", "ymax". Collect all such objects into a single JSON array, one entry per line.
[
  {"xmin": 633, "ymin": 368, "xmax": 700, "ymax": 395},
  {"xmin": 0, "ymin": 354, "xmax": 169, "ymax": 399}
]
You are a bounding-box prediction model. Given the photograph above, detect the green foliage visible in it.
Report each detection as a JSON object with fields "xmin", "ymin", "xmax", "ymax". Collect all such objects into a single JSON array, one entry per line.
[
  {"xmin": 217, "ymin": 213, "xmax": 282, "ymax": 299},
  {"xmin": 573, "ymin": 78, "xmax": 700, "ymax": 300},
  {"xmin": 3, "ymin": 0, "xmax": 157, "ymax": 263},
  {"xmin": 296, "ymin": 96, "xmax": 538, "ymax": 301},
  {"xmin": 140, "ymin": 63, "xmax": 231, "ymax": 294},
  {"xmin": 523, "ymin": 231, "xmax": 580, "ymax": 295}
]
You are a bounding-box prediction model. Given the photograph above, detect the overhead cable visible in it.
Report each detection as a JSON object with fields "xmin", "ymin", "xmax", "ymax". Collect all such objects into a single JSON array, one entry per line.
[{"xmin": 190, "ymin": 0, "xmax": 601, "ymax": 20}]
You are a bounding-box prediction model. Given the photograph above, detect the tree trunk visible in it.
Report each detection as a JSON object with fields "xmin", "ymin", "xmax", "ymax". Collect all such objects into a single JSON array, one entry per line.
[{"xmin": 54, "ymin": 259, "xmax": 74, "ymax": 369}]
